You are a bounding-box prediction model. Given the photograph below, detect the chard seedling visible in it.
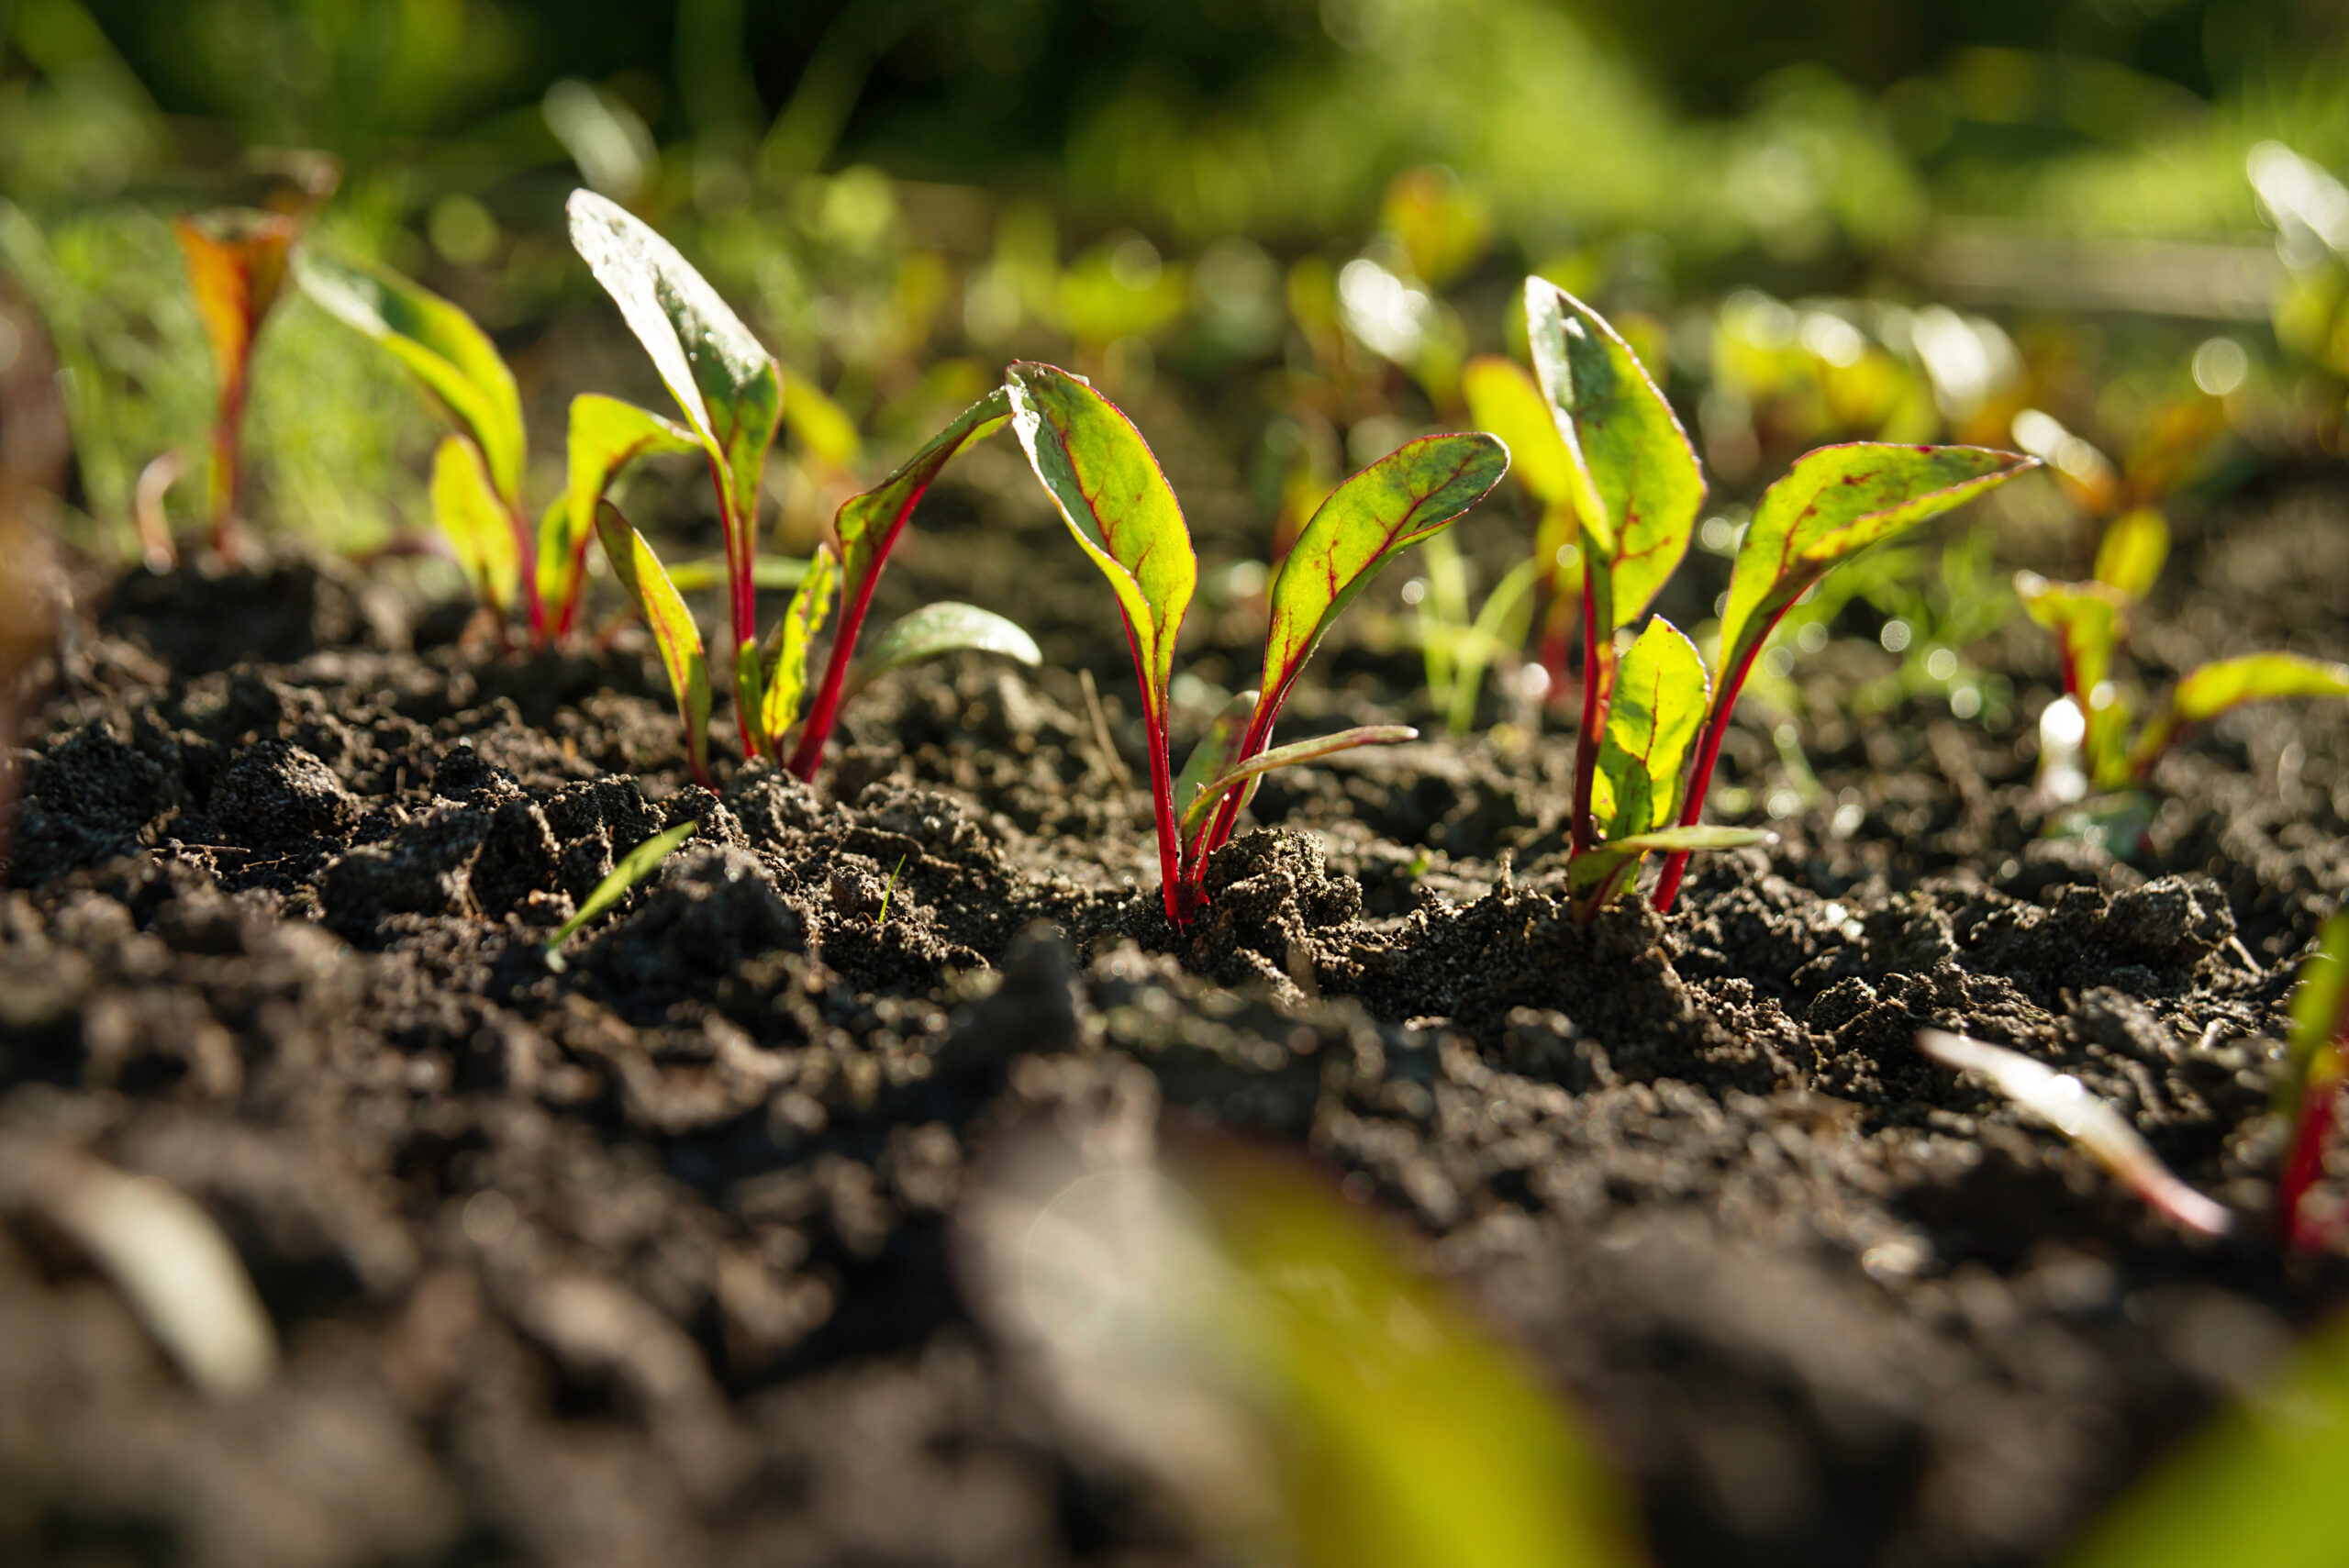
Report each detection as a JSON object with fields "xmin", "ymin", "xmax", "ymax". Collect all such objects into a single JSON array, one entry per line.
[
  {"xmin": 569, "ymin": 194, "xmax": 1026, "ymax": 782},
  {"xmin": 1517, "ymin": 279, "xmax": 2035, "ymax": 913},
  {"xmin": 2277, "ymin": 913, "xmax": 2349, "ymax": 1251},
  {"xmin": 544, "ymin": 817, "xmax": 696, "ymax": 971},
  {"xmin": 175, "ymin": 208, "xmax": 298, "ymax": 563},
  {"xmin": 1461, "ymin": 352, "xmax": 1582, "ymax": 696},
  {"xmin": 1006, "ymin": 361, "xmax": 1505, "ymax": 925},
  {"xmin": 2018, "ymin": 506, "xmax": 2349, "ymax": 806},
  {"xmin": 1917, "ymin": 1029, "xmax": 2232, "ymax": 1237}
]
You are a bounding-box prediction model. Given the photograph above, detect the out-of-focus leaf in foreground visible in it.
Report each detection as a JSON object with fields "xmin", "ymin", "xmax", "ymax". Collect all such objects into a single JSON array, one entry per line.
[
  {"xmin": 2062, "ymin": 1304, "xmax": 2349, "ymax": 1568},
  {"xmin": 957, "ymin": 1113, "xmax": 1644, "ymax": 1568}
]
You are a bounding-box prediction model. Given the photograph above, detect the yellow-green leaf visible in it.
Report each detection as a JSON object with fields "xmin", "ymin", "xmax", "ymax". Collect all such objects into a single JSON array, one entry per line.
[
  {"xmin": 295, "ymin": 249, "xmax": 525, "ymax": 505},
  {"xmin": 1005, "ymin": 363, "xmax": 1195, "ymax": 741},
  {"xmin": 1566, "ymin": 826, "xmax": 1768, "ymax": 899},
  {"xmin": 2016, "ymin": 572, "xmax": 2132, "ymax": 780},
  {"xmin": 1174, "ymin": 690, "xmax": 1259, "ymax": 852},
  {"xmin": 1590, "ymin": 616, "xmax": 1709, "ymax": 845},
  {"xmin": 1523, "ymin": 278, "xmax": 1702, "ymax": 637},
  {"xmin": 835, "ymin": 387, "xmax": 1011, "ymax": 625},
  {"xmin": 1720, "ymin": 443, "xmax": 2037, "ymax": 688},
  {"xmin": 593, "ymin": 501, "xmax": 711, "ymax": 786},
  {"xmin": 782, "ymin": 365, "xmax": 862, "ymax": 470},
  {"xmin": 1261, "ymin": 432, "xmax": 1508, "ymax": 721},
  {"xmin": 2131, "ymin": 651, "xmax": 2349, "ymax": 775},
  {"xmin": 762, "ymin": 541, "xmax": 837, "ymax": 741},
  {"xmin": 1462, "ymin": 354, "xmax": 1573, "ymax": 509},
  {"xmin": 566, "ymin": 189, "xmax": 780, "ymax": 568},
  {"xmin": 2094, "ymin": 506, "xmax": 2169, "ymax": 601},
  {"xmin": 429, "ymin": 435, "xmax": 520, "ymax": 616},
  {"xmin": 542, "ymin": 394, "xmax": 697, "ymax": 626}
]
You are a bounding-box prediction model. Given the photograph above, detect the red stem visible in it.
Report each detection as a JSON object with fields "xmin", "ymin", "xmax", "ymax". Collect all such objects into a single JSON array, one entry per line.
[
  {"xmin": 512, "ymin": 497, "xmax": 546, "ymax": 651},
  {"xmin": 2282, "ymin": 1073, "xmax": 2343, "ymax": 1251},
  {"xmin": 1649, "ymin": 624, "xmax": 1772, "ymax": 915},
  {"xmin": 701, "ymin": 449, "xmax": 758, "ymax": 761},
  {"xmin": 210, "ymin": 372, "xmax": 247, "ymax": 563},
  {"xmin": 786, "ymin": 476, "xmax": 947, "ymax": 780},
  {"xmin": 1568, "ymin": 573, "xmax": 1603, "ymax": 856}
]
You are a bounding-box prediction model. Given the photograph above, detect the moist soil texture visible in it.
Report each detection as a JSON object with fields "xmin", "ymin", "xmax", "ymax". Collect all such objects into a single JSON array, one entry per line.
[{"xmin": 4, "ymin": 452, "xmax": 2348, "ymax": 1568}]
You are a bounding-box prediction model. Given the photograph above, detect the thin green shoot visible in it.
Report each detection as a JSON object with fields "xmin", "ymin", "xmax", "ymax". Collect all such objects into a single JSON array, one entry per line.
[
  {"xmin": 544, "ymin": 820, "xmax": 696, "ymax": 972},
  {"xmin": 876, "ymin": 851, "xmax": 909, "ymax": 929}
]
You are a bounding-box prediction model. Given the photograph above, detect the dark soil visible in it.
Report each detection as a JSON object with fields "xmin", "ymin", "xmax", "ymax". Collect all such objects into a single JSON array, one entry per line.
[{"xmin": 4, "ymin": 466, "xmax": 2347, "ymax": 1568}]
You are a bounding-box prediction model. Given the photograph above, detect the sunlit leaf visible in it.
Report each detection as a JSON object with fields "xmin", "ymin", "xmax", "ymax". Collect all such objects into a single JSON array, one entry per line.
[
  {"xmin": 541, "ymin": 394, "xmax": 696, "ymax": 630},
  {"xmin": 175, "ymin": 208, "xmax": 296, "ymax": 551},
  {"xmin": 1568, "ymin": 825, "xmax": 1769, "ymax": 899},
  {"xmin": 1719, "ymin": 443, "xmax": 2037, "ymax": 692},
  {"xmin": 1181, "ymin": 725, "xmax": 1418, "ymax": 845},
  {"xmin": 1462, "ymin": 355, "xmax": 1573, "ymax": 508},
  {"xmin": 760, "ymin": 541, "xmax": 836, "ymax": 744},
  {"xmin": 1588, "ymin": 616, "xmax": 1709, "ymax": 844},
  {"xmin": 594, "ymin": 501, "xmax": 712, "ymax": 787},
  {"xmin": 566, "ymin": 188, "xmax": 781, "ymax": 588},
  {"xmin": 1260, "ymin": 433, "xmax": 1508, "ymax": 722},
  {"xmin": 2131, "ymin": 652, "xmax": 2349, "ymax": 777},
  {"xmin": 2062, "ymin": 1307, "xmax": 2349, "ymax": 1568},
  {"xmin": 1915, "ymin": 1029, "xmax": 2232, "ymax": 1236},
  {"xmin": 786, "ymin": 387, "xmax": 1012, "ymax": 778},
  {"xmin": 293, "ymin": 249, "xmax": 526, "ymax": 504},
  {"xmin": 544, "ymin": 819, "xmax": 696, "ymax": 971},
  {"xmin": 1523, "ymin": 278, "xmax": 1702, "ymax": 636},
  {"xmin": 667, "ymin": 555, "xmax": 810, "ymax": 595},
  {"xmin": 782, "ymin": 365, "xmax": 862, "ymax": 469},
  {"xmin": 1006, "ymin": 361, "xmax": 1197, "ymax": 923},
  {"xmin": 2016, "ymin": 572, "xmax": 2132, "ymax": 781},
  {"xmin": 429, "ymin": 435, "xmax": 520, "ymax": 616},
  {"xmin": 847, "ymin": 600, "xmax": 1041, "ymax": 696},
  {"xmin": 2094, "ymin": 506, "xmax": 2169, "ymax": 601}
]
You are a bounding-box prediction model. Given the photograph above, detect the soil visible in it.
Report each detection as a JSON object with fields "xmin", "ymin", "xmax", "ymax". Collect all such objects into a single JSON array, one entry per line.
[{"xmin": 3, "ymin": 450, "xmax": 2347, "ymax": 1568}]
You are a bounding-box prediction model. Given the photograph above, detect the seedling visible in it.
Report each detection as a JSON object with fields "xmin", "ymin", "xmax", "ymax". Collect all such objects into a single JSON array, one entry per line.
[
  {"xmin": 1916, "ymin": 1029, "xmax": 2232, "ymax": 1237},
  {"xmin": 543, "ymin": 817, "xmax": 696, "ymax": 972},
  {"xmin": 568, "ymin": 193, "xmax": 1025, "ymax": 783},
  {"xmin": 1509, "ymin": 279, "xmax": 2036, "ymax": 915},
  {"xmin": 2277, "ymin": 913, "xmax": 2349, "ymax": 1251},
  {"xmin": 2018, "ymin": 506, "xmax": 2349, "ymax": 807},
  {"xmin": 875, "ymin": 852, "xmax": 908, "ymax": 929},
  {"xmin": 1006, "ymin": 361, "xmax": 1505, "ymax": 925},
  {"xmin": 1461, "ymin": 353, "xmax": 1582, "ymax": 698},
  {"xmin": 175, "ymin": 208, "xmax": 300, "ymax": 563},
  {"xmin": 1409, "ymin": 531, "xmax": 1540, "ymax": 734}
]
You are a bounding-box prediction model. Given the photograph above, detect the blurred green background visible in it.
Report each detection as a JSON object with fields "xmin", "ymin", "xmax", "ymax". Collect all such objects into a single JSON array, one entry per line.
[{"xmin": 4, "ymin": 0, "xmax": 2347, "ymax": 561}]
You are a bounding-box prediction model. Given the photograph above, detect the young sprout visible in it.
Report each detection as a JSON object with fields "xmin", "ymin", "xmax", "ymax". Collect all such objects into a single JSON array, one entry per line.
[
  {"xmin": 2018, "ymin": 506, "xmax": 2349, "ymax": 801},
  {"xmin": 875, "ymin": 852, "xmax": 908, "ymax": 929},
  {"xmin": 175, "ymin": 208, "xmax": 299, "ymax": 563},
  {"xmin": 2277, "ymin": 913, "xmax": 2349, "ymax": 1251},
  {"xmin": 1006, "ymin": 361, "xmax": 1505, "ymax": 925},
  {"xmin": 543, "ymin": 818, "xmax": 697, "ymax": 972},
  {"xmin": 1917, "ymin": 1029, "xmax": 2232, "ymax": 1238},
  {"xmin": 1461, "ymin": 352, "xmax": 1583, "ymax": 699},
  {"xmin": 1514, "ymin": 278, "xmax": 2036, "ymax": 914}
]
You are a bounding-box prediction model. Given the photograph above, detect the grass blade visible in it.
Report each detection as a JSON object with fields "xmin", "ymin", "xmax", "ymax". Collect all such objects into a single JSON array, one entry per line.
[{"xmin": 544, "ymin": 819, "xmax": 697, "ymax": 970}]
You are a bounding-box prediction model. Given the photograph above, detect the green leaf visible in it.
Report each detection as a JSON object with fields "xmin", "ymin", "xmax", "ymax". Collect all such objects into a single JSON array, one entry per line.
[
  {"xmin": 542, "ymin": 394, "xmax": 697, "ymax": 622},
  {"xmin": 666, "ymin": 555, "xmax": 810, "ymax": 595},
  {"xmin": 2093, "ymin": 506, "xmax": 2168, "ymax": 601},
  {"xmin": 593, "ymin": 501, "xmax": 712, "ymax": 786},
  {"xmin": 848, "ymin": 600, "xmax": 1041, "ymax": 695},
  {"xmin": 1005, "ymin": 363, "xmax": 1196, "ymax": 741},
  {"xmin": 2061, "ymin": 1310, "xmax": 2349, "ymax": 1568},
  {"xmin": 1261, "ymin": 433, "xmax": 1508, "ymax": 719},
  {"xmin": 1180, "ymin": 725, "xmax": 1418, "ymax": 845},
  {"xmin": 1588, "ymin": 617, "xmax": 1709, "ymax": 844},
  {"xmin": 761, "ymin": 541, "xmax": 836, "ymax": 742},
  {"xmin": 566, "ymin": 189, "xmax": 781, "ymax": 570},
  {"xmin": 1462, "ymin": 354, "xmax": 1573, "ymax": 508},
  {"xmin": 835, "ymin": 387, "xmax": 1012, "ymax": 617},
  {"xmin": 1719, "ymin": 443, "xmax": 2037, "ymax": 688},
  {"xmin": 1174, "ymin": 690, "xmax": 1259, "ymax": 850},
  {"xmin": 544, "ymin": 819, "xmax": 696, "ymax": 971},
  {"xmin": 1167, "ymin": 1137, "xmax": 1646, "ymax": 1568},
  {"xmin": 429, "ymin": 435, "xmax": 520, "ymax": 616},
  {"xmin": 1523, "ymin": 278, "xmax": 1701, "ymax": 636},
  {"xmin": 2132, "ymin": 651, "xmax": 2349, "ymax": 775},
  {"xmin": 781, "ymin": 365, "xmax": 862, "ymax": 469},
  {"xmin": 1566, "ymin": 826, "xmax": 1768, "ymax": 898},
  {"xmin": 294, "ymin": 250, "xmax": 525, "ymax": 504}
]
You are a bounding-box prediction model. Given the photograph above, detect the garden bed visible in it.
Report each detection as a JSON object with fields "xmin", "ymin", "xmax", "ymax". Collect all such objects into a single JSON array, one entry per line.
[{"xmin": 3, "ymin": 453, "xmax": 2346, "ymax": 1568}]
